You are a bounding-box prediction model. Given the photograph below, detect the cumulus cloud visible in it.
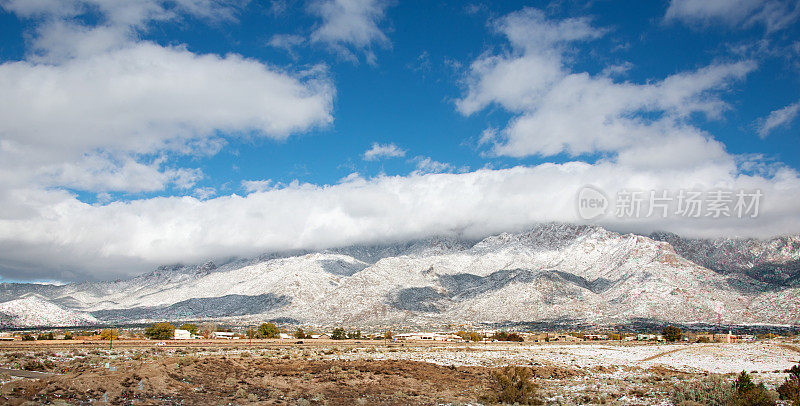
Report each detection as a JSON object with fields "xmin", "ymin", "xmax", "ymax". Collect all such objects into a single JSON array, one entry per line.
[
  {"xmin": 457, "ymin": 7, "xmax": 755, "ymax": 169},
  {"xmin": 309, "ymin": 0, "xmax": 391, "ymax": 63},
  {"xmin": 0, "ymin": 0, "xmax": 334, "ymax": 194},
  {"xmin": 362, "ymin": 142, "xmax": 405, "ymax": 161},
  {"xmin": 664, "ymin": 0, "xmax": 800, "ymax": 32},
  {"xmin": 757, "ymin": 101, "xmax": 800, "ymax": 138}
]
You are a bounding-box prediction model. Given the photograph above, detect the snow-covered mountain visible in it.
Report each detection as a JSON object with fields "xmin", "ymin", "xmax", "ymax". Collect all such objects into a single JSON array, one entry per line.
[{"xmin": 1, "ymin": 224, "xmax": 798, "ymax": 328}]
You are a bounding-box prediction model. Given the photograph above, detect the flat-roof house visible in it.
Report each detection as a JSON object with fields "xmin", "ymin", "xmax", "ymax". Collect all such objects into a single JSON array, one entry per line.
[{"xmin": 173, "ymin": 329, "xmax": 192, "ymax": 340}]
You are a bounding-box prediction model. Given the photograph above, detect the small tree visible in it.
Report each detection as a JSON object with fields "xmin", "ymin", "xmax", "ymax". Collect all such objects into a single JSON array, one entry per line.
[
  {"xmin": 22, "ymin": 334, "xmax": 34, "ymax": 341},
  {"xmin": 778, "ymin": 363, "xmax": 800, "ymax": 404},
  {"xmin": 662, "ymin": 325, "xmax": 682, "ymax": 342},
  {"xmin": 347, "ymin": 330, "xmax": 361, "ymax": 340},
  {"xmin": 100, "ymin": 329, "xmax": 118, "ymax": 340},
  {"xmin": 294, "ymin": 328, "xmax": 308, "ymax": 339},
  {"xmin": 63, "ymin": 331, "xmax": 73, "ymax": 340},
  {"xmin": 179, "ymin": 323, "xmax": 198, "ymax": 334},
  {"xmin": 255, "ymin": 322, "xmax": 279, "ymax": 339},
  {"xmin": 331, "ymin": 327, "xmax": 346, "ymax": 340},
  {"xmin": 144, "ymin": 322, "xmax": 175, "ymax": 340},
  {"xmin": 733, "ymin": 371, "xmax": 776, "ymax": 405},
  {"xmin": 384, "ymin": 330, "xmax": 393, "ymax": 340}
]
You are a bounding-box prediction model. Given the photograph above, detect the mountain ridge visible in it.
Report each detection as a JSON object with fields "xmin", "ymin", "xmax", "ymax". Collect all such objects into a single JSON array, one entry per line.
[{"xmin": 1, "ymin": 223, "xmax": 798, "ymax": 328}]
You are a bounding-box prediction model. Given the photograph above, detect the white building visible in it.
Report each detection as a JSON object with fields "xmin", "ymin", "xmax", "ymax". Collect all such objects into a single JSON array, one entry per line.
[
  {"xmin": 173, "ymin": 329, "xmax": 192, "ymax": 340},
  {"xmin": 279, "ymin": 333, "xmax": 293, "ymax": 339},
  {"xmin": 211, "ymin": 331, "xmax": 235, "ymax": 339},
  {"xmin": 394, "ymin": 332, "xmax": 462, "ymax": 341}
]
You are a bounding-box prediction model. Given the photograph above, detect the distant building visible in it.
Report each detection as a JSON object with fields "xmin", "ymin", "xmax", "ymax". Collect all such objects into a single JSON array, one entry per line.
[
  {"xmin": 211, "ymin": 331, "xmax": 235, "ymax": 339},
  {"xmin": 636, "ymin": 334, "xmax": 663, "ymax": 341},
  {"xmin": 395, "ymin": 332, "xmax": 462, "ymax": 341},
  {"xmin": 695, "ymin": 331, "xmax": 736, "ymax": 343},
  {"xmin": 311, "ymin": 334, "xmax": 330, "ymax": 339},
  {"xmin": 279, "ymin": 333, "xmax": 293, "ymax": 339},
  {"xmin": 548, "ymin": 333, "xmax": 582, "ymax": 342},
  {"xmin": 173, "ymin": 329, "xmax": 192, "ymax": 340},
  {"xmin": 0, "ymin": 332, "xmax": 14, "ymax": 341},
  {"xmin": 584, "ymin": 334, "xmax": 609, "ymax": 341}
]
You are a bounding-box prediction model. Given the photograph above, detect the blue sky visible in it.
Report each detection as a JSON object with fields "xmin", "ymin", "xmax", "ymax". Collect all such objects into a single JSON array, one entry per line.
[{"xmin": 0, "ymin": 0, "xmax": 799, "ymax": 281}]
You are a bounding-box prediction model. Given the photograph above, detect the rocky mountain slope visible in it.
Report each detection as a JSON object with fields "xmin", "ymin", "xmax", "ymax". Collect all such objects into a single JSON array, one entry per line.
[{"xmin": 1, "ymin": 224, "xmax": 798, "ymax": 328}]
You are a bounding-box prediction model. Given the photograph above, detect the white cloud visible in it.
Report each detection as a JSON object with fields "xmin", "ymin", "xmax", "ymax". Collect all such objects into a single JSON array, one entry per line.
[
  {"xmin": 1, "ymin": 161, "xmax": 799, "ymax": 281},
  {"xmin": 192, "ymin": 187, "xmax": 216, "ymax": 200},
  {"xmin": 0, "ymin": 1, "xmax": 335, "ymax": 194},
  {"xmin": 242, "ymin": 180, "xmax": 274, "ymax": 193},
  {"xmin": 664, "ymin": 0, "xmax": 800, "ymax": 32},
  {"xmin": 411, "ymin": 157, "xmax": 457, "ymax": 174},
  {"xmin": 268, "ymin": 34, "xmax": 306, "ymax": 53},
  {"xmin": 362, "ymin": 142, "xmax": 405, "ymax": 161},
  {"xmin": 457, "ymin": 7, "xmax": 755, "ymax": 169},
  {"xmin": 757, "ymin": 101, "xmax": 800, "ymax": 138},
  {"xmin": 309, "ymin": 0, "xmax": 391, "ymax": 63}
]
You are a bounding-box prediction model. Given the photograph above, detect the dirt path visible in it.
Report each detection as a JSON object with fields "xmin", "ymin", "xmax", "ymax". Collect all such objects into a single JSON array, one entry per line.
[
  {"xmin": 640, "ymin": 346, "xmax": 689, "ymax": 362},
  {"xmin": 778, "ymin": 344, "xmax": 800, "ymax": 354},
  {"xmin": 0, "ymin": 368, "xmax": 55, "ymax": 379}
]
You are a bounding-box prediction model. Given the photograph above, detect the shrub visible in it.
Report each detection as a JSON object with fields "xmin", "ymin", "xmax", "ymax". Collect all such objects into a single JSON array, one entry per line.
[
  {"xmin": 22, "ymin": 359, "xmax": 46, "ymax": 371},
  {"xmin": 671, "ymin": 374, "xmax": 735, "ymax": 406},
  {"xmin": 673, "ymin": 372, "xmax": 776, "ymax": 406},
  {"xmin": 21, "ymin": 334, "xmax": 34, "ymax": 341},
  {"xmin": 663, "ymin": 325, "xmax": 682, "ymax": 342},
  {"xmin": 484, "ymin": 366, "xmax": 541, "ymax": 405},
  {"xmin": 331, "ymin": 328, "xmax": 346, "ymax": 340},
  {"xmin": 733, "ymin": 371, "xmax": 776, "ymax": 405},
  {"xmin": 63, "ymin": 331, "xmax": 73, "ymax": 340},
  {"xmin": 492, "ymin": 331, "xmax": 525, "ymax": 342},
  {"xmin": 778, "ymin": 363, "xmax": 800, "ymax": 404},
  {"xmin": 144, "ymin": 322, "xmax": 175, "ymax": 340},
  {"xmin": 346, "ymin": 330, "xmax": 361, "ymax": 340},
  {"xmin": 456, "ymin": 331, "xmax": 481, "ymax": 342}
]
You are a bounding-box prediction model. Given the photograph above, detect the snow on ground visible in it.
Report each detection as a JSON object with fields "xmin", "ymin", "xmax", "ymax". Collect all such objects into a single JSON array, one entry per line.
[{"xmin": 330, "ymin": 341, "xmax": 800, "ymax": 374}]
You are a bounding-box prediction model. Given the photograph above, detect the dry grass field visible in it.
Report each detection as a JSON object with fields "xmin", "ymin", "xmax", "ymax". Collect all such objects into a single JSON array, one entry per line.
[{"xmin": 1, "ymin": 339, "xmax": 798, "ymax": 405}]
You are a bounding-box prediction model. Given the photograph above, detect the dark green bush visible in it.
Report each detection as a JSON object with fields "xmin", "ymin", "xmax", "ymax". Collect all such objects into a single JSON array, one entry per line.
[
  {"xmin": 778, "ymin": 363, "xmax": 800, "ymax": 404},
  {"xmin": 484, "ymin": 366, "xmax": 541, "ymax": 405},
  {"xmin": 663, "ymin": 325, "xmax": 682, "ymax": 342}
]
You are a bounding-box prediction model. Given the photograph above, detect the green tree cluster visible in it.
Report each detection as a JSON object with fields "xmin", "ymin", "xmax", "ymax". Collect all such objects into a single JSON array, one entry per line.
[
  {"xmin": 144, "ymin": 322, "xmax": 175, "ymax": 340},
  {"xmin": 662, "ymin": 325, "xmax": 682, "ymax": 342},
  {"xmin": 255, "ymin": 322, "xmax": 279, "ymax": 339}
]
